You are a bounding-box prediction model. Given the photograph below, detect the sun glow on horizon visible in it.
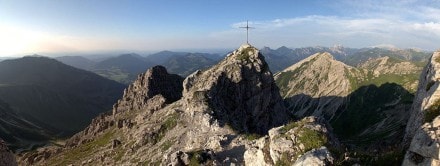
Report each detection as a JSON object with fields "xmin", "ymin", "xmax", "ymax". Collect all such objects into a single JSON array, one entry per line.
[
  {"xmin": 0, "ymin": 25, "xmax": 123, "ymax": 56},
  {"xmin": 0, "ymin": 25, "xmax": 49, "ymax": 56}
]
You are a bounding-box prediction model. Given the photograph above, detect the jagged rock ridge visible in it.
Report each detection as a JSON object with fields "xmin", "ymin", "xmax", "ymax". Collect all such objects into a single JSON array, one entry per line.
[
  {"xmin": 62, "ymin": 65, "xmax": 184, "ymax": 149},
  {"xmin": 18, "ymin": 65, "xmax": 184, "ymax": 165},
  {"xmin": 183, "ymin": 44, "xmax": 289, "ymax": 134},
  {"xmin": 113, "ymin": 65, "xmax": 184, "ymax": 115}
]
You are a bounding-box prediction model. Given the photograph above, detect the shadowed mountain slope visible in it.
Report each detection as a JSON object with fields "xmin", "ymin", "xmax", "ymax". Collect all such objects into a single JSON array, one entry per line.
[{"xmin": 0, "ymin": 56, "xmax": 125, "ymax": 150}]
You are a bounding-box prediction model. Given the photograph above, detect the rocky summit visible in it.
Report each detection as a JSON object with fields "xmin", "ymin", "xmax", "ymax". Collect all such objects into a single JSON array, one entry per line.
[
  {"xmin": 182, "ymin": 43, "xmax": 290, "ymax": 134},
  {"xmin": 112, "ymin": 65, "xmax": 184, "ymax": 115}
]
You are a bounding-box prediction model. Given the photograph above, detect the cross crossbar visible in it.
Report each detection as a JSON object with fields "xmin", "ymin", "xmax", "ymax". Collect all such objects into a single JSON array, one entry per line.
[{"xmin": 239, "ymin": 20, "xmax": 254, "ymax": 44}]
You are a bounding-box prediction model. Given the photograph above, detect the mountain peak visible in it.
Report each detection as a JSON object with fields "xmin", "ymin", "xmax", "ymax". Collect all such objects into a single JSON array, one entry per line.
[
  {"xmin": 281, "ymin": 52, "xmax": 342, "ymax": 73},
  {"xmin": 112, "ymin": 65, "xmax": 183, "ymax": 115},
  {"xmin": 275, "ymin": 52, "xmax": 356, "ymax": 118},
  {"xmin": 225, "ymin": 44, "xmax": 261, "ymax": 63},
  {"xmin": 182, "ymin": 44, "xmax": 289, "ymax": 134},
  {"xmin": 313, "ymin": 52, "xmax": 334, "ymax": 60},
  {"xmin": 149, "ymin": 65, "xmax": 168, "ymax": 74}
]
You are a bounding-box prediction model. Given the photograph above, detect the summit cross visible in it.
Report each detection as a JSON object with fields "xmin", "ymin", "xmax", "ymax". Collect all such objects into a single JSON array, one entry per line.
[{"xmin": 239, "ymin": 20, "xmax": 254, "ymax": 44}]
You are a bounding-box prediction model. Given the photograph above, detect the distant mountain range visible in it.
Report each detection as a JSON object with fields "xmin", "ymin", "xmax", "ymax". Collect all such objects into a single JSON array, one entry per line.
[
  {"xmin": 0, "ymin": 56, "xmax": 125, "ymax": 150},
  {"xmin": 56, "ymin": 51, "xmax": 221, "ymax": 84},
  {"xmin": 261, "ymin": 45, "xmax": 430, "ymax": 73},
  {"xmin": 55, "ymin": 46, "xmax": 431, "ymax": 85}
]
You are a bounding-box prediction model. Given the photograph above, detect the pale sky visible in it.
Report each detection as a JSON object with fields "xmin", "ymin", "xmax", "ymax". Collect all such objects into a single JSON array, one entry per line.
[{"xmin": 1, "ymin": 0, "xmax": 440, "ymax": 56}]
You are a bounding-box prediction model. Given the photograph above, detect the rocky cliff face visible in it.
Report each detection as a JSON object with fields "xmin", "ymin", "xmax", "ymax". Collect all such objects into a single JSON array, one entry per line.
[
  {"xmin": 403, "ymin": 117, "xmax": 440, "ymax": 165},
  {"xmin": 18, "ymin": 65, "xmax": 184, "ymax": 165},
  {"xmin": 113, "ymin": 65, "xmax": 183, "ymax": 115},
  {"xmin": 403, "ymin": 51, "xmax": 440, "ymax": 165},
  {"xmin": 183, "ymin": 44, "xmax": 289, "ymax": 134},
  {"xmin": 65, "ymin": 65, "xmax": 184, "ymax": 148},
  {"xmin": 0, "ymin": 139, "xmax": 17, "ymax": 166}
]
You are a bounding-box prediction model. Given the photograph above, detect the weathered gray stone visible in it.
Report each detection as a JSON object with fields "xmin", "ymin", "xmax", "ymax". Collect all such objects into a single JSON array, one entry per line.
[
  {"xmin": 403, "ymin": 52, "xmax": 440, "ymax": 166},
  {"xmin": 182, "ymin": 44, "xmax": 290, "ymax": 134},
  {"xmin": 293, "ymin": 147, "xmax": 334, "ymax": 166},
  {"xmin": 403, "ymin": 116, "xmax": 440, "ymax": 165},
  {"xmin": 113, "ymin": 65, "xmax": 184, "ymax": 115},
  {"xmin": 244, "ymin": 117, "xmax": 336, "ymax": 166},
  {"xmin": 404, "ymin": 52, "xmax": 440, "ymax": 147}
]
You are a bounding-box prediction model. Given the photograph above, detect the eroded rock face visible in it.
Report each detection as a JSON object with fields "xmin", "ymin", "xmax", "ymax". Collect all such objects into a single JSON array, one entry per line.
[
  {"xmin": 63, "ymin": 66, "xmax": 184, "ymax": 148},
  {"xmin": 403, "ymin": 52, "xmax": 440, "ymax": 165},
  {"xmin": 0, "ymin": 139, "xmax": 17, "ymax": 166},
  {"xmin": 244, "ymin": 117, "xmax": 336, "ymax": 165},
  {"xmin": 18, "ymin": 66, "xmax": 184, "ymax": 165},
  {"xmin": 405, "ymin": 52, "xmax": 440, "ymax": 146},
  {"xmin": 113, "ymin": 65, "xmax": 184, "ymax": 115},
  {"xmin": 293, "ymin": 147, "xmax": 334, "ymax": 166},
  {"xmin": 183, "ymin": 44, "xmax": 289, "ymax": 134},
  {"xmin": 403, "ymin": 116, "xmax": 440, "ymax": 165}
]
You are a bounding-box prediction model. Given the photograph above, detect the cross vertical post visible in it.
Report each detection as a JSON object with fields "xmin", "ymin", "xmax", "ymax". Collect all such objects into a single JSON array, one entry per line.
[{"xmin": 240, "ymin": 20, "xmax": 254, "ymax": 44}]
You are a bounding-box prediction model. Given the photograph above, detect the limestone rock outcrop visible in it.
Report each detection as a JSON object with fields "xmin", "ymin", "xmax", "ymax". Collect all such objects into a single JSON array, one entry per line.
[
  {"xmin": 0, "ymin": 139, "xmax": 17, "ymax": 166},
  {"xmin": 403, "ymin": 52, "xmax": 440, "ymax": 165},
  {"xmin": 293, "ymin": 147, "xmax": 334, "ymax": 166},
  {"xmin": 403, "ymin": 116, "xmax": 440, "ymax": 165},
  {"xmin": 64, "ymin": 66, "xmax": 184, "ymax": 148},
  {"xmin": 244, "ymin": 117, "xmax": 337, "ymax": 165},
  {"xmin": 183, "ymin": 44, "xmax": 289, "ymax": 134},
  {"xmin": 405, "ymin": 52, "xmax": 440, "ymax": 145},
  {"xmin": 18, "ymin": 66, "xmax": 184, "ymax": 165},
  {"xmin": 113, "ymin": 65, "xmax": 184, "ymax": 115}
]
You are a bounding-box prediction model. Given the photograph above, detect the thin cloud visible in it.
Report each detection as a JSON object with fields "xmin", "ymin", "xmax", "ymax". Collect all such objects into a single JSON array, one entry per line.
[{"xmin": 220, "ymin": 12, "xmax": 440, "ymax": 50}]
